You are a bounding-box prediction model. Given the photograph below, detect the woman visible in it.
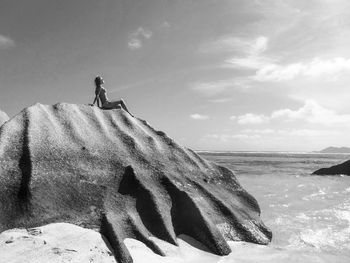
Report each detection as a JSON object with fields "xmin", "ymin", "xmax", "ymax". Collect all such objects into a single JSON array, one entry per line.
[{"xmin": 92, "ymin": 76, "xmax": 133, "ymax": 116}]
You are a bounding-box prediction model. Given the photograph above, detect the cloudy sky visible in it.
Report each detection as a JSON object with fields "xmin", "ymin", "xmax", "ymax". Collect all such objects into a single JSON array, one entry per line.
[{"xmin": 1, "ymin": 0, "xmax": 350, "ymax": 151}]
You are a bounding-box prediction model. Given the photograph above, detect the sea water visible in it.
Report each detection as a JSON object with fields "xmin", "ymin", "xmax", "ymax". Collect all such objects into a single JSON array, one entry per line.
[
  {"xmin": 201, "ymin": 152, "xmax": 350, "ymax": 262},
  {"xmin": 125, "ymin": 152, "xmax": 350, "ymax": 263},
  {"xmin": 126, "ymin": 152, "xmax": 350, "ymax": 262}
]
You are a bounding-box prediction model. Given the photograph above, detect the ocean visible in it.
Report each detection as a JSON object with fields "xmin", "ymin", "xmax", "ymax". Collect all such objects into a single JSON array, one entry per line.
[{"xmin": 199, "ymin": 152, "xmax": 350, "ymax": 262}]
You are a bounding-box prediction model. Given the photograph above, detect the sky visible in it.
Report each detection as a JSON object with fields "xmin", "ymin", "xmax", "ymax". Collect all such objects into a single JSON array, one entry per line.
[{"xmin": 1, "ymin": 0, "xmax": 350, "ymax": 151}]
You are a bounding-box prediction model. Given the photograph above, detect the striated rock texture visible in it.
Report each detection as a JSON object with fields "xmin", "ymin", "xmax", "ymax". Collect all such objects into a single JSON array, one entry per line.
[
  {"xmin": 0, "ymin": 103, "xmax": 271, "ymax": 263},
  {"xmin": 0, "ymin": 109, "xmax": 9, "ymax": 127},
  {"xmin": 313, "ymin": 160, "xmax": 350, "ymax": 176}
]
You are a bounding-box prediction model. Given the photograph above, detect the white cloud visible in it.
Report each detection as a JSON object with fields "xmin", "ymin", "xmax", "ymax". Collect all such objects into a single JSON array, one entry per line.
[
  {"xmin": 0, "ymin": 35, "xmax": 15, "ymax": 49},
  {"xmin": 237, "ymin": 113, "xmax": 269, "ymax": 125},
  {"xmin": 222, "ymin": 36, "xmax": 277, "ymax": 70},
  {"xmin": 204, "ymin": 133, "xmax": 261, "ymax": 142},
  {"xmin": 203, "ymin": 128, "xmax": 339, "ymax": 145},
  {"xmin": 134, "ymin": 27, "xmax": 153, "ymax": 39},
  {"xmin": 199, "ymin": 35, "xmax": 268, "ymax": 55},
  {"xmin": 200, "ymin": 127, "xmax": 343, "ymax": 151},
  {"xmin": 128, "ymin": 27, "xmax": 153, "ymax": 50},
  {"xmin": 242, "ymin": 128, "xmax": 339, "ymax": 137},
  {"xmin": 233, "ymin": 100, "xmax": 350, "ymax": 126},
  {"xmin": 189, "ymin": 81, "xmax": 232, "ymax": 97},
  {"xmin": 250, "ymin": 36, "xmax": 268, "ymax": 55},
  {"xmin": 242, "ymin": 129, "xmax": 275, "ymax": 134},
  {"xmin": 226, "ymin": 56, "xmax": 273, "ymax": 69},
  {"xmin": 208, "ymin": 98, "xmax": 232, "ymax": 103},
  {"xmin": 160, "ymin": 21, "xmax": 171, "ymax": 29},
  {"xmin": 255, "ymin": 57, "xmax": 350, "ymax": 81},
  {"xmin": 216, "ymin": 35, "xmax": 350, "ymax": 83},
  {"xmin": 280, "ymin": 129, "xmax": 339, "ymax": 137},
  {"xmin": 190, "ymin": 79, "xmax": 249, "ymax": 97},
  {"xmin": 128, "ymin": 39, "xmax": 142, "ymax": 50},
  {"xmin": 271, "ymin": 100, "xmax": 350, "ymax": 125},
  {"xmin": 199, "ymin": 36, "xmax": 246, "ymax": 54},
  {"xmin": 190, "ymin": 114, "xmax": 209, "ymax": 120},
  {"xmin": 226, "ymin": 53, "xmax": 350, "ymax": 82}
]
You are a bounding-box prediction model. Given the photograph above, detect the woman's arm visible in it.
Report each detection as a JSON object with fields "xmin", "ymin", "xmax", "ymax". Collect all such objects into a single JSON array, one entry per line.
[
  {"xmin": 92, "ymin": 95, "xmax": 101, "ymax": 107},
  {"xmin": 92, "ymin": 88, "xmax": 102, "ymax": 107},
  {"xmin": 92, "ymin": 96, "xmax": 97, "ymax": 105}
]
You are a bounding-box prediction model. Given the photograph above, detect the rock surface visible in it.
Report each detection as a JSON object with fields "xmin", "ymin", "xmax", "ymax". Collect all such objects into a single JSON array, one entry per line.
[
  {"xmin": 0, "ymin": 103, "xmax": 271, "ymax": 262},
  {"xmin": 313, "ymin": 160, "xmax": 350, "ymax": 175},
  {"xmin": 0, "ymin": 109, "xmax": 9, "ymax": 127},
  {"xmin": 0, "ymin": 223, "xmax": 116, "ymax": 263}
]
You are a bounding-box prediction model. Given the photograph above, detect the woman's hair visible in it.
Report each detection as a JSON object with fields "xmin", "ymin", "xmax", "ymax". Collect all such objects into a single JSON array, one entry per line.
[{"xmin": 94, "ymin": 76, "xmax": 103, "ymax": 86}]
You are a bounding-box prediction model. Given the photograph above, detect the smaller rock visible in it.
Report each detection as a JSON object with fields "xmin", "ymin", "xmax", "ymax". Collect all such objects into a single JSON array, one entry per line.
[
  {"xmin": 51, "ymin": 247, "xmax": 62, "ymax": 255},
  {"xmin": 313, "ymin": 160, "xmax": 350, "ymax": 176},
  {"xmin": 65, "ymin": 249, "xmax": 78, "ymax": 252},
  {"xmin": 27, "ymin": 228, "xmax": 42, "ymax": 236}
]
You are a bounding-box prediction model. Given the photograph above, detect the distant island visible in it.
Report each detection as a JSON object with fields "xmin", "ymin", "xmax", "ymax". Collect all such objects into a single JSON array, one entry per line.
[{"xmin": 317, "ymin": 147, "xmax": 350, "ymax": 153}]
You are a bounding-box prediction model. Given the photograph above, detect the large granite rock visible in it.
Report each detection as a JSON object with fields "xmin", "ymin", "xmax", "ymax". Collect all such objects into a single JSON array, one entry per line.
[
  {"xmin": 0, "ymin": 109, "xmax": 9, "ymax": 127},
  {"xmin": 0, "ymin": 103, "xmax": 271, "ymax": 263},
  {"xmin": 313, "ymin": 160, "xmax": 350, "ymax": 175}
]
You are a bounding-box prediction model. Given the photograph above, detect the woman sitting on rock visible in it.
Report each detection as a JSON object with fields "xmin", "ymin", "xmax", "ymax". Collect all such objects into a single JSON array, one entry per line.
[{"xmin": 92, "ymin": 76, "xmax": 133, "ymax": 116}]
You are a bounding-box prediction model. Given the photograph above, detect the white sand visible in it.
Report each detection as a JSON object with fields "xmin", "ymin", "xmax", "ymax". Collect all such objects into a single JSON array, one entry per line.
[
  {"xmin": 126, "ymin": 236, "xmax": 350, "ymax": 263},
  {"xmin": 0, "ymin": 223, "xmax": 115, "ymax": 263},
  {"xmin": 1, "ymin": 223, "xmax": 348, "ymax": 263}
]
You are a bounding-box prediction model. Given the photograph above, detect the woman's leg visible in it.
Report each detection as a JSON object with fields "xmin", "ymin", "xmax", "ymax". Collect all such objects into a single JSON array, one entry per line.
[
  {"xmin": 101, "ymin": 101, "xmax": 120, "ymax": 109},
  {"xmin": 119, "ymin": 99, "xmax": 132, "ymax": 115},
  {"xmin": 104, "ymin": 99, "xmax": 133, "ymax": 116}
]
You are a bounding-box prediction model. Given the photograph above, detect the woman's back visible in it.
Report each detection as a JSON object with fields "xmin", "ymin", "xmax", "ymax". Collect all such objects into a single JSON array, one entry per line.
[{"xmin": 96, "ymin": 87, "xmax": 108, "ymax": 106}]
